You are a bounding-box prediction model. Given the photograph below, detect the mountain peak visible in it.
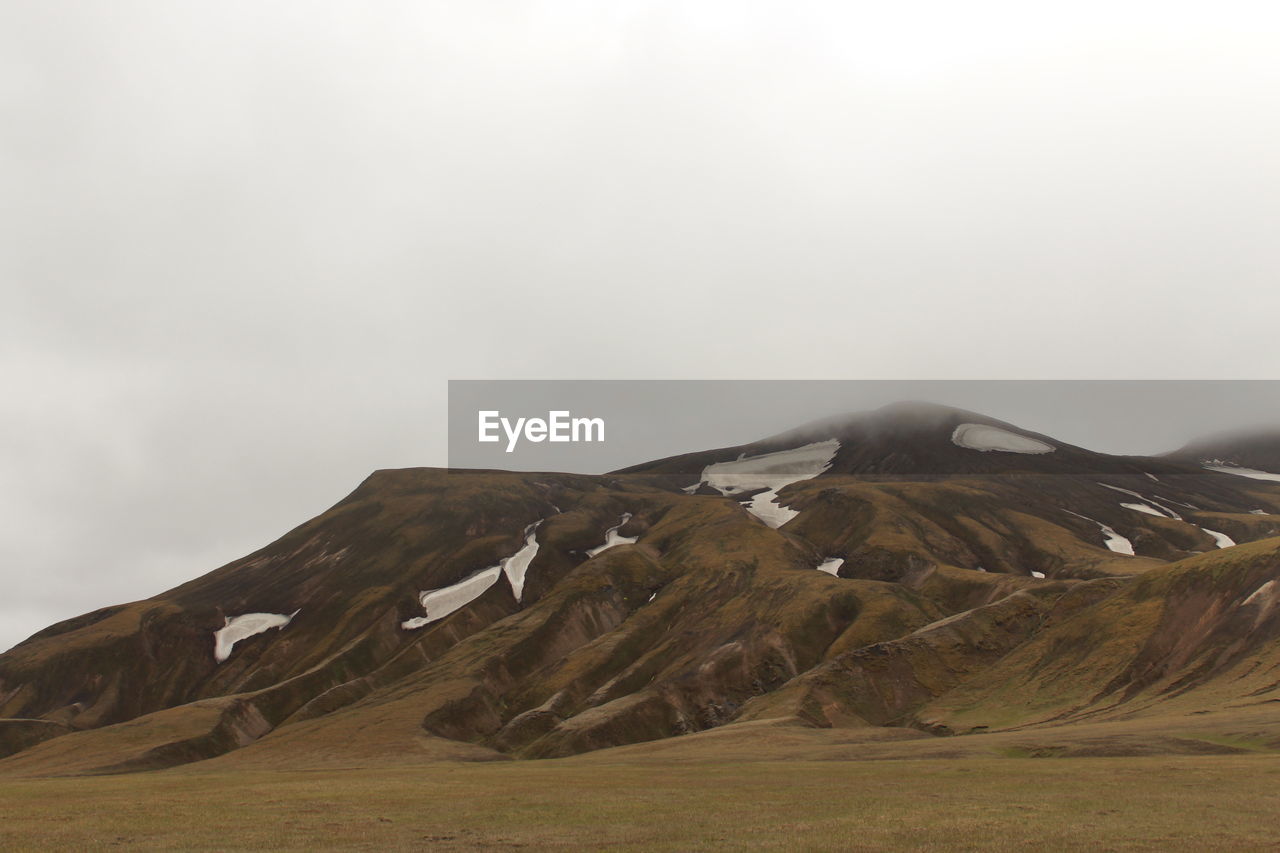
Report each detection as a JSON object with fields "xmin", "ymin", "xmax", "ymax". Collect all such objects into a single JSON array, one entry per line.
[
  {"xmin": 1168, "ymin": 426, "xmax": 1280, "ymax": 472},
  {"xmin": 620, "ymin": 399, "xmax": 1194, "ymax": 479},
  {"xmin": 769, "ymin": 400, "xmax": 995, "ymax": 445}
]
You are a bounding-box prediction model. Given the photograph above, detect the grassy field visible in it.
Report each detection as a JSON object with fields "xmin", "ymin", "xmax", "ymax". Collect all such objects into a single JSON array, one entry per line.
[{"xmin": 2, "ymin": 754, "xmax": 1279, "ymax": 850}]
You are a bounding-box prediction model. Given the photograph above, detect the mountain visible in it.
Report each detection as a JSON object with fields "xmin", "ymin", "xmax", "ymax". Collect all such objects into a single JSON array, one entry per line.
[
  {"xmin": 3, "ymin": 402, "xmax": 1280, "ymax": 775},
  {"xmin": 620, "ymin": 401, "xmax": 1193, "ymax": 479},
  {"xmin": 1167, "ymin": 428, "xmax": 1280, "ymax": 479}
]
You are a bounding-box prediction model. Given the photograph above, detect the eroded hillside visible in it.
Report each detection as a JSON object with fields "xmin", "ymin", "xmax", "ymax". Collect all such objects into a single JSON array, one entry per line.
[{"xmin": 3, "ymin": 403, "xmax": 1280, "ymax": 775}]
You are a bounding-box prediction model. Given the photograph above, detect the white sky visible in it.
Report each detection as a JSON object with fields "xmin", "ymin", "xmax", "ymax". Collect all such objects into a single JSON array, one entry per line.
[{"xmin": 2, "ymin": 1, "xmax": 1279, "ymax": 651}]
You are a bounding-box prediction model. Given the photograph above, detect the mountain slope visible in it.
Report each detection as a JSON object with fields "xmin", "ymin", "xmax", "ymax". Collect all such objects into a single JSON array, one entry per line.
[
  {"xmin": 917, "ymin": 536, "xmax": 1280, "ymax": 733},
  {"xmin": 2, "ymin": 402, "xmax": 1279, "ymax": 775}
]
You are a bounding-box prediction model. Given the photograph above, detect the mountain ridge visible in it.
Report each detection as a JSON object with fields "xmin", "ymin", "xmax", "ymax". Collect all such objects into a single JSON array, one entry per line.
[
  {"xmin": 3, "ymin": 401, "xmax": 1280, "ymax": 774},
  {"xmin": 616, "ymin": 400, "xmax": 1208, "ymax": 480}
]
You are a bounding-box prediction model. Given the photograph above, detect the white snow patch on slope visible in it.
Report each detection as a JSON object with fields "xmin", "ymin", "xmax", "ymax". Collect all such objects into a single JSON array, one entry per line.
[
  {"xmin": 214, "ymin": 611, "xmax": 298, "ymax": 663},
  {"xmin": 698, "ymin": 440, "xmax": 839, "ymax": 529},
  {"xmin": 1243, "ymin": 580, "xmax": 1277, "ymax": 608},
  {"xmin": 587, "ymin": 513, "xmax": 637, "ymax": 557},
  {"xmin": 817, "ymin": 557, "xmax": 844, "ymax": 576},
  {"xmin": 1146, "ymin": 473, "xmax": 1160, "ymax": 482},
  {"xmin": 1204, "ymin": 465, "xmax": 1280, "ymax": 483},
  {"xmin": 1098, "ymin": 523, "xmax": 1136, "ymax": 555},
  {"xmin": 1063, "ymin": 510, "xmax": 1135, "ymax": 555},
  {"xmin": 702, "ymin": 440, "xmax": 840, "ymax": 495},
  {"xmin": 403, "ymin": 565, "xmax": 503, "ymax": 630},
  {"xmin": 1099, "ymin": 484, "xmax": 1181, "ymax": 519},
  {"xmin": 1242, "ymin": 580, "xmax": 1279, "ymax": 627},
  {"xmin": 1122, "ymin": 502, "xmax": 1167, "ymax": 518},
  {"xmin": 1030, "ymin": 571, "xmax": 1046, "ymax": 579},
  {"xmin": 745, "ymin": 491, "xmax": 802, "ymax": 528},
  {"xmin": 951, "ymin": 424, "xmax": 1054, "ymax": 454},
  {"xmin": 1202, "ymin": 528, "xmax": 1236, "ymax": 549},
  {"xmin": 403, "ymin": 521, "xmax": 544, "ymax": 630},
  {"xmin": 1251, "ymin": 509, "xmax": 1270, "ymax": 516},
  {"xmin": 502, "ymin": 522, "xmax": 542, "ymax": 602}
]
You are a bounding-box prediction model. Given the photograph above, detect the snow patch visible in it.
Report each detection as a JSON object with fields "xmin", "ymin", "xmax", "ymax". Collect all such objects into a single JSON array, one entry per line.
[
  {"xmin": 698, "ymin": 440, "xmax": 840, "ymax": 529},
  {"xmin": 702, "ymin": 440, "xmax": 840, "ymax": 496},
  {"xmin": 586, "ymin": 513, "xmax": 637, "ymax": 557},
  {"xmin": 1030, "ymin": 571, "xmax": 1046, "ymax": 579},
  {"xmin": 1243, "ymin": 580, "xmax": 1277, "ymax": 609},
  {"xmin": 1250, "ymin": 509, "xmax": 1270, "ymax": 516},
  {"xmin": 403, "ymin": 565, "xmax": 503, "ymax": 630},
  {"xmin": 213, "ymin": 611, "xmax": 298, "ymax": 663},
  {"xmin": 1099, "ymin": 484, "xmax": 1181, "ymax": 519},
  {"xmin": 1096, "ymin": 522, "xmax": 1136, "ymax": 555},
  {"xmin": 1204, "ymin": 465, "xmax": 1280, "ymax": 483},
  {"xmin": 816, "ymin": 557, "xmax": 844, "ymax": 576},
  {"xmin": 1201, "ymin": 528, "xmax": 1236, "ymax": 549},
  {"xmin": 403, "ymin": 521, "xmax": 544, "ymax": 630},
  {"xmin": 950, "ymin": 424, "xmax": 1054, "ymax": 455},
  {"xmin": 502, "ymin": 522, "xmax": 542, "ymax": 602},
  {"xmin": 1241, "ymin": 580, "xmax": 1278, "ymax": 628},
  {"xmin": 1063, "ymin": 510, "xmax": 1135, "ymax": 555},
  {"xmin": 1121, "ymin": 502, "xmax": 1167, "ymax": 518},
  {"xmin": 744, "ymin": 491, "xmax": 801, "ymax": 528}
]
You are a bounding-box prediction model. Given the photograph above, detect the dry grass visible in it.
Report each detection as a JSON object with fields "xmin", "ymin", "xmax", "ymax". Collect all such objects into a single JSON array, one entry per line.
[{"xmin": 2, "ymin": 752, "xmax": 1279, "ymax": 851}]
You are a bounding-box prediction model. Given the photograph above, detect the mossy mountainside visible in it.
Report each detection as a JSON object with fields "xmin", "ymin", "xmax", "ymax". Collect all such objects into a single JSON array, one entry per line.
[{"xmin": 2, "ymin": 403, "xmax": 1280, "ymax": 776}]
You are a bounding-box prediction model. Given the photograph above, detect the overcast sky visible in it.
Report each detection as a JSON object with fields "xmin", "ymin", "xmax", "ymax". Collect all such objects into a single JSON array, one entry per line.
[{"xmin": 3, "ymin": 1, "xmax": 1279, "ymax": 652}]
